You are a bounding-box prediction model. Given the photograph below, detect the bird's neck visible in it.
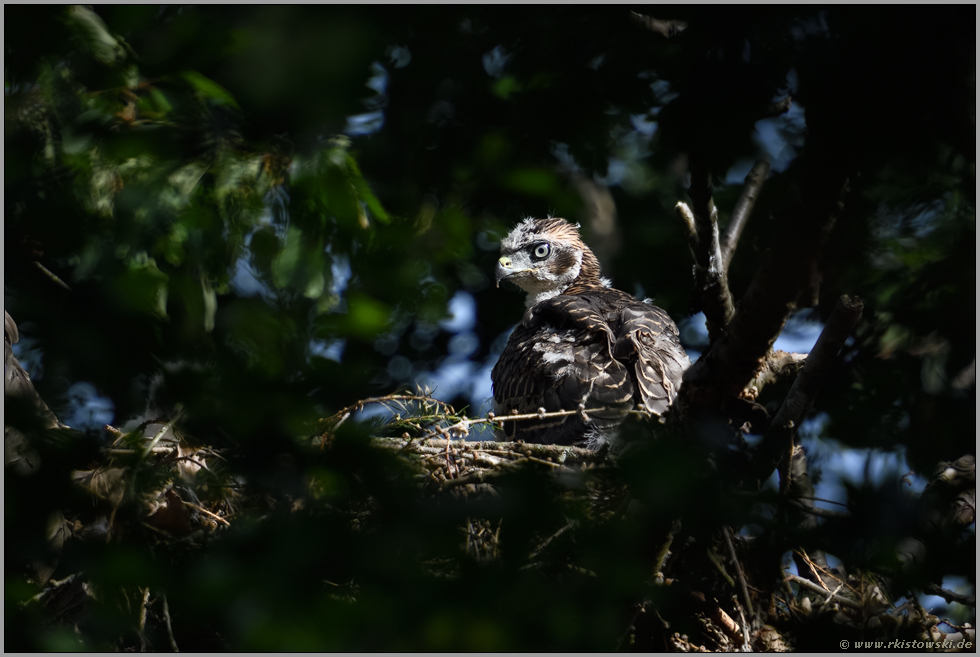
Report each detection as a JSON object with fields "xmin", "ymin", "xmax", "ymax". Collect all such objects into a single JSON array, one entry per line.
[
  {"xmin": 524, "ymin": 283, "xmax": 573, "ymax": 308},
  {"xmin": 523, "ymin": 269, "xmax": 604, "ymax": 308}
]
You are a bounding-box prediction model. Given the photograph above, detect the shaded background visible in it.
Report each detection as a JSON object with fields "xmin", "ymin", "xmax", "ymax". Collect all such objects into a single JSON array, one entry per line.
[{"xmin": 5, "ymin": 5, "xmax": 975, "ymax": 650}]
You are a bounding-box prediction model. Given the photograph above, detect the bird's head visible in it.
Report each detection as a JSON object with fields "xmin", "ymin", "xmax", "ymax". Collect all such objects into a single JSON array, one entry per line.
[{"xmin": 496, "ymin": 217, "xmax": 602, "ymax": 307}]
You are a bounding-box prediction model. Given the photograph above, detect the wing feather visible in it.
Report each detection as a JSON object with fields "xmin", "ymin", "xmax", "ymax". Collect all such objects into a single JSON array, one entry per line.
[{"xmin": 492, "ymin": 286, "xmax": 689, "ymax": 445}]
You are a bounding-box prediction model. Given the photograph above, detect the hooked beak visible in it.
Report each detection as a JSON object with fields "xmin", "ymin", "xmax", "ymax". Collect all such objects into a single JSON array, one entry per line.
[{"xmin": 495, "ymin": 256, "xmax": 522, "ymax": 288}]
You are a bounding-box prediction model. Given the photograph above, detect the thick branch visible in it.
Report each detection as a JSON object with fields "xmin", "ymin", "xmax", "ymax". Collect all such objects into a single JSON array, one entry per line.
[
  {"xmin": 751, "ymin": 296, "xmax": 860, "ymax": 591},
  {"xmin": 753, "ymin": 294, "xmax": 864, "ymax": 484},
  {"xmin": 722, "ymin": 159, "xmax": 771, "ymax": 270},
  {"xmin": 679, "ymin": 170, "xmax": 848, "ymax": 412},
  {"xmin": 682, "ymin": 165, "xmax": 735, "ymax": 342},
  {"xmin": 741, "ymin": 350, "xmax": 807, "ymax": 401},
  {"xmin": 926, "ymin": 583, "xmax": 976, "ymax": 608}
]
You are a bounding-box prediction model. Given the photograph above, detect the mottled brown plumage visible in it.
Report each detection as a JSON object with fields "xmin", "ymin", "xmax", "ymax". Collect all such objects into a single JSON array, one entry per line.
[{"xmin": 491, "ymin": 217, "xmax": 689, "ymax": 448}]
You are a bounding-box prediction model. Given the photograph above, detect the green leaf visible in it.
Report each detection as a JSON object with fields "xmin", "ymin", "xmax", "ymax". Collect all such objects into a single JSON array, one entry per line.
[
  {"xmin": 347, "ymin": 155, "xmax": 389, "ymax": 223},
  {"xmin": 108, "ymin": 253, "xmax": 169, "ymax": 318},
  {"xmin": 491, "ymin": 76, "xmax": 521, "ymax": 100},
  {"xmin": 345, "ymin": 293, "xmax": 391, "ymax": 338},
  {"xmin": 181, "ymin": 71, "xmax": 241, "ymax": 109},
  {"xmin": 149, "ymin": 88, "xmax": 173, "ymax": 115},
  {"xmin": 272, "ymin": 226, "xmax": 303, "ymax": 288}
]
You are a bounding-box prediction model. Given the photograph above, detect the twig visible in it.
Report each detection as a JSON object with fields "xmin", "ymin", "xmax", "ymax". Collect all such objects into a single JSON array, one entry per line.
[
  {"xmin": 181, "ymin": 500, "xmax": 230, "ymax": 527},
  {"xmin": 440, "ymin": 469, "xmax": 499, "ymax": 490},
  {"xmin": 139, "ymin": 587, "xmax": 150, "ymax": 639},
  {"xmin": 105, "ymin": 447, "xmax": 175, "ymax": 455},
  {"xmin": 33, "ymin": 260, "xmax": 72, "ymax": 291},
  {"xmin": 143, "ymin": 410, "xmax": 184, "ymax": 457},
  {"xmin": 652, "ymin": 519, "xmax": 682, "ymax": 578},
  {"xmin": 109, "ymin": 416, "xmax": 170, "ymax": 447},
  {"xmin": 707, "ymin": 547, "xmax": 736, "ymax": 588},
  {"xmin": 615, "ymin": 601, "xmax": 646, "ymax": 652},
  {"xmin": 785, "ymin": 573, "xmax": 860, "ymax": 610},
  {"xmin": 140, "ymin": 522, "xmax": 175, "ymax": 539},
  {"xmin": 736, "ymin": 597, "xmax": 751, "ymax": 651},
  {"xmin": 324, "ymin": 394, "xmax": 457, "ymax": 426},
  {"xmin": 797, "ymin": 495, "xmax": 849, "ymax": 507},
  {"xmin": 529, "ymin": 521, "xmax": 577, "ymax": 561},
  {"xmin": 927, "ymin": 583, "xmax": 976, "ymax": 608},
  {"xmin": 722, "ymin": 159, "xmax": 771, "ymax": 270},
  {"xmin": 373, "ymin": 437, "xmax": 607, "ymax": 466},
  {"xmin": 162, "ymin": 595, "xmax": 179, "ymax": 652},
  {"xmin": 723, "ymin": 527, "xmax": 755, "ymax": 618},
  {"xmin": 788, "ymin": 499, "xmax": 849, "ymax": 519}
]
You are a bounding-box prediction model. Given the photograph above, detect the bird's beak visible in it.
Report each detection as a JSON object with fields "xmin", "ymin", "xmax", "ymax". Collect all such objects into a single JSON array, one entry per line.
[{"xmin": 495, "ymin": 256, "xmax": 515, "ymax": 288}]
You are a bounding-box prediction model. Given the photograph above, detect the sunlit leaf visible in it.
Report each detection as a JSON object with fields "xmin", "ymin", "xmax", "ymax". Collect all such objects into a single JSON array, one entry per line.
[{"xmin": 180, "ymin": 70, "xmax": 241, "ymax": 109}]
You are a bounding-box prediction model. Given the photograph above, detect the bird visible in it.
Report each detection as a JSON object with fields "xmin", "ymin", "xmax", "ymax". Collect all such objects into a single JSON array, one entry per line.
[{"xmin": 491, "ymin": 217, "xmax": 689, "ymax": 449}]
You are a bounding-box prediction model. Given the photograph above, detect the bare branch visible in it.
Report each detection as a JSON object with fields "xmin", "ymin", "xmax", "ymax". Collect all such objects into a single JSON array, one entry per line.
[
  {"xmin": 33, "ymin": 260, "xmax": 72, "ymax": 291},
  {"xmin": 722, "ymin": 159, "xmax": 771, "ymax": 270},
  {"xmin": 788, "ymin": 499, "xmax": 849, "ymax": 520},
  {"xmin": 162, "ymin": 595, "xmax": 180, "ymax": 652},
  {"xmin": 373, "ymin": 437, "xmax": 607, "ymax": 467},
  {"xmin": 785, "ymin": 445, "xmax": 837, "ymax": 589},
  {"xmin": 684, "ymin": 166, "xmax": 736, "ymax": 343},
  {"xmin": 723, "ymin": 527, "xmax": 755, "ymax": 618},
  {"xmin": 629, "ymin": 12, "xmax": 688, "ymax": 38},
  {"xmin": 926, "ymin": 583, "xmax": 976, "ymax": 608},
  {"xmin": 753, "ymin": 294, "xmax": 864, "ymax": 484},
  {"xmin": 785, "ymin": 573, "xmax": 860, "ymax": 610},
  {"xmin": 675, "ymin": 201, "xmax": 699, "ymax": 253},
  {"xmin": 652, "ymin": 518, "xmax": 682, "ymax": 577},
  {"xmin": 741, "ymin": 350, "xmax": 807, "ymax": 401},
  {"xmin": 679, "ymin": 173, "xmax": 849, "ymax": 412}
]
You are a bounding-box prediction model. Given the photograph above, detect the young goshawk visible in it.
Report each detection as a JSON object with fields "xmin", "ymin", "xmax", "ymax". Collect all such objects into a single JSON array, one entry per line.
[{"xmin": 491, "ymin": 217, "xmax": 689, "ymax": 449}]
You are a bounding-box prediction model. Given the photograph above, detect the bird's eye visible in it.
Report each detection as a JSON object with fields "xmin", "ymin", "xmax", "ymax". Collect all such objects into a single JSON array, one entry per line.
[{"xmin": 531, "ymin": 243, "xmax": 551, "ymax": 260}]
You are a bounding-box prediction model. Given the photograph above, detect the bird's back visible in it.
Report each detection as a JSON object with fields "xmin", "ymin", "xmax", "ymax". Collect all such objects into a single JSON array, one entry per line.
[{"xmin": 491, "ymin": 284, "xmax": 688, "ymax": 447}]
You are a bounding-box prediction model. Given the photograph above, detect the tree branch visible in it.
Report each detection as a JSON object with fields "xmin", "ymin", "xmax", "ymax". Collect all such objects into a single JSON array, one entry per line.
[
  {"xmin": 723, "ymin": 527, "xmax": 755, "ymax": 618},
  {"xmin": 785, "ymin": 573, "xmax": 860, "ymax": 610},
  {"xmin": 681, "ymin": 165, "xmax": 735, "ymax": 343},
  {"xmin": 926, "ymin": 583, "xmax": 976, "ymax": 608},
  {"xmin": 752, "ymin": 295, "xmax": 864, "ymax": 484},
  {"xmin": 722, "ymin": 159, "xmax": 771, "ymax": 271},
  {"xmin": 741, "ymin": 350, "xmax": 807, "ymax": 401},
  {"xmin": 679, "ymin": 172, "xmax": 849, "ymax": 412},
  {"xmin": 629, "ymin": 12, "xmax": 688, "ymax": 38}
]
